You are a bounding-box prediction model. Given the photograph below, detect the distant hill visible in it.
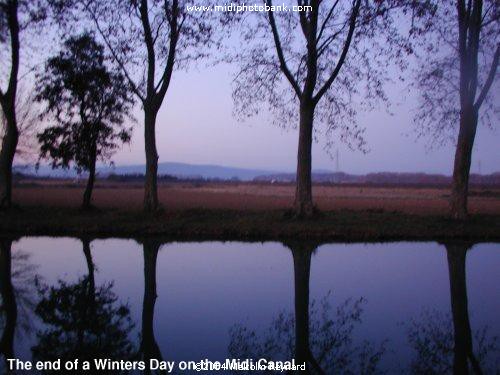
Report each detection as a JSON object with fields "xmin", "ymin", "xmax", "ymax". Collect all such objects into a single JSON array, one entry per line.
[
  {"xmin": 100, "ymin": 162, "xmax": 284, "ymax": 181},
  {"xmin": 13, "ymin": 162, "xmax": 286, "ymax": 181},
  {"xmin": 13, "ymin": 165, "xmax": 78, "ymax": 178}
]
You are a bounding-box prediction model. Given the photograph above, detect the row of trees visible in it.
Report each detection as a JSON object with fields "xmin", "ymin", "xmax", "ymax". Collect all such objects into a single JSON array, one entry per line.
[{"xmin": 0, "ymin": 0, "xmax": 498, "ymax": 218}]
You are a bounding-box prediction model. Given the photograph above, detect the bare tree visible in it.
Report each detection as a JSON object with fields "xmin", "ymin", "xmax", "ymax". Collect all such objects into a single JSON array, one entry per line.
[
  {"xmin": 232, "ymin": 0, "xmax": 407, "ymax": 217},
  {"xmin": 409, "ymin": 0, "xmax": 499, "ymax": 219},
  {"xmin": 51, "ymin": 0, "xmax": 232, "ymax": 211},
  {"xmin": 0, "ymin": 0, "xmax": 20, "ymax": 209},
  {"xmin": 0, "ymin": 0, "xmax": 46, "ymax": 208}
]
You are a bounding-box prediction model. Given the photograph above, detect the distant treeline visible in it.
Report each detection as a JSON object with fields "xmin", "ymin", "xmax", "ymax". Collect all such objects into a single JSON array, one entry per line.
[
  {"xmin": 254, "ymin": 172, "xmax": 500, "ymax": 186},
  {"xmin": 14, "ymin": 171, "xmax": 500, "ymax": 187},
  {"xmin": 13, "ymin": 172, "xmax": 243, "ymax": 184},
  {"xmin": 106, "ymin": 173, "xmax": 241, "ymax": 183},
  {"xmin": 106, "ymin": 173, "xmax": 178, "ymax": 182}
]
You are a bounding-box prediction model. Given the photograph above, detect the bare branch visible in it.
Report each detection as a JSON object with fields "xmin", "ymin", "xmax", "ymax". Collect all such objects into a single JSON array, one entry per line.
[
  {"xmin": 474, "ymin": 45, "xmax": 499, "ymax": 110},
  {"xmin": 267, "ymin": 0, "xmax": 302, "ymax": 97},
  {"xmin": 85, "ymin": 4, "xmax": 145, "ymax": 102},
  {"xmin": 317, "ymin": 27, "xmax": 345, "ymax": 59},
  {"xmin": 152, "ymin": 16, "xmax": 166, "ymax": 47},
  {"xmin": 316, "ymin": 0, "xmax": 340, "ymax": 44},
  {"xmin": 155, "ymin": 0, "xmax": 180, "ymax": 103},
  {"xmin": 3, "ymin": 0, "xmax": 20, "ymax": 108},
  {"xmin": 139, "ymin": 0, "xmax": 156, "ymax": 96},
  {"xmin": 297, "ymin": 0, "xmax": 310, "ymax": 38},
  {"xmin": 313, "ymin": 0, "xmax": 360, "ymax": 104}
]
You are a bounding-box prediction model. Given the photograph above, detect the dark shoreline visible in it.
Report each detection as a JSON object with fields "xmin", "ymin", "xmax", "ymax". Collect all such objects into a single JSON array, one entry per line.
[{"xmin": 1, "ymin": 207, "xmax": 499, "ymax": 242}]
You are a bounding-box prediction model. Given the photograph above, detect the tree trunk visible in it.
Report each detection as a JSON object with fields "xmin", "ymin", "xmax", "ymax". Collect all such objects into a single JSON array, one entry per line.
[
  {"xmin": 292, "ymin": 248, "xmax": 311, "ymax": 368},
  {"xmin": 140, "ymin": 241, "xmax": 163, "ymax": 369},
  {"xmin": 450, "ymin": 107, "xmax": 478, "ymax": 220},
  {"xmin": 79, "ymin": 239, "xmax": 96, "ymax": 348},
  {"xmin": 287, "ymin": 242, "xmax": 322, "ymax": 373},
  {"xmin": 0, "ymin": 0, "xmax": 20, "ymax": 211},
  {"xmin": 0, "ymin": 239, "xmax": 17, "ymax": 361},
  {"xmin": 0, "ymin": 114, "xmax": 18, "ymax": 210},
  {"xmin": 294, "ymin": 102, "xmax": 315, "ymax": 217},
  {"xmin": 82, "ymin": 239, "xmax": 95, "ymax": 301},
  {"xmin": 143, "ymin": 108, "xmax": 159, "ymax": 212},
  {"xmin": 445, "ymin": 243, "xmax": 482, "ymax": 375},
  {"xmin": 82, "ymin": 153, "xmax": 96, "ymax": 210}
]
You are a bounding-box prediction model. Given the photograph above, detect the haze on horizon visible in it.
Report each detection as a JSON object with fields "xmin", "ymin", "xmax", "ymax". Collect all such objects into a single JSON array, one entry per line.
[{"xmin": 108, "ymin": 62, "xmax": 498, "ymax": 176}]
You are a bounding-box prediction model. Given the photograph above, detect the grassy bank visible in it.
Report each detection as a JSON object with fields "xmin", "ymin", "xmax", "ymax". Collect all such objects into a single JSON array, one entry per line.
[{"xmin": 1, "ymin": 206, "xmax": 499, "ymax": 242}]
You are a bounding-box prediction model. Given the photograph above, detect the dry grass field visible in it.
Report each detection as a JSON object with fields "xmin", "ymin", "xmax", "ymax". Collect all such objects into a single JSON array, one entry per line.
[
  {"xmin": 12, "ymin": 181, "xmax": 500, "ymax": 215},
  {"xmin": 3, "ymin": 181, "xmax": 499, "ymax": 240}
]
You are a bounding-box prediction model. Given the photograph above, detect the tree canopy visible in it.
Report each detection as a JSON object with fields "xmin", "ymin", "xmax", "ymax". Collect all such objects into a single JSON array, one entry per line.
[
  {"xmin": 232, "ymin": 0, "xmax": 412, "ymax": 150},
  {"xmin": 408, "ymin": 0, "xmax": 499, "ymax": 146},
  {"xmin": 36, "ymin": 33, "xmax": 134, "ymax": 173}
]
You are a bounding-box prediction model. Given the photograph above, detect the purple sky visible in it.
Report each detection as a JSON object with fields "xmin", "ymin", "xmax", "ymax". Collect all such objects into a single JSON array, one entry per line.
[{"xmin": 112, "ymin": 63, "xmax": 499, "ymax": 174}]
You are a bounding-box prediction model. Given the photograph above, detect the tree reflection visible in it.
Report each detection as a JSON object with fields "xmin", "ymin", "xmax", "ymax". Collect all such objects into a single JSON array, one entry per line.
[
  {"xmin": 10, "ymin": 253, "xmax": 37, "ymax": 337},
  {"xmin": 229, "ymin": 242, "xmax": 385, "ymax": 374},
  {"xmin": 0, "ymin": 239, "xmax": 17, "ymax": 364},
  {"xmin": 1, "ymin": 238, "xmax": 38, "ymax": 371},
  {"xmin": 136, "ymin": 240, "xmax": 165, "ymax": 374},
  {"xmin": 406, "ymin": 242, "xmax": 499, "ymax": 374},
  {"xmin": 31, "ymin": 239, "xmax": 135, "ymax": 365}
]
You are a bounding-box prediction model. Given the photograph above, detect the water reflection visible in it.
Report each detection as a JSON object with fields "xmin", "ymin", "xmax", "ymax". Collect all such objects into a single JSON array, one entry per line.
[
  {"xmin": 0, "ymin": 239, "xmax": 498, "ymax": 374},
  {"xmin": 0, "ymin": 239, "xmax": 17, "ymax": 363},
  {"xmin": 229, "ymin": 242, "xmax": 385, "ymax": 374},
  {"xmin": 31, "ymin": 239, "xmax": 136, "ymax": 367},
  {"xmin": 447, "ymin": 242, "xmax": 482, "ymax": 374},
  {"xmin": 1, "ymin": 237, "xmax": 38, "ymax": 374},
  {"xmin": 406, "ymin": 242, "xmax": 499, "ymax": 374},
  {"xmin": 289, "ymin": 242, "xmax": 314, "ymax": 370},
  {"xmin": 137, "ymin": 240, "xmax": 165, "ymax": 373}
]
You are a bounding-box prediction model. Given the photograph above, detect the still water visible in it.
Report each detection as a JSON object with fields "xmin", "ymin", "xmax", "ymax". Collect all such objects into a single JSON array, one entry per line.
[{"xmin": 0, "ymin": 239, "xmax": 499, "ymax": 374}]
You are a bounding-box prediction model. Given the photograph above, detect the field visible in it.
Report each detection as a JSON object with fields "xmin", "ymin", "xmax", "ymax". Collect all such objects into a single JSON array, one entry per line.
[
  {"xmin": 11, "ymin": 180, "xmax": 500, "ymax": 215},
  {"xmin": 1, "ymin": 180, "xmax": 498, "ymax": 242}
]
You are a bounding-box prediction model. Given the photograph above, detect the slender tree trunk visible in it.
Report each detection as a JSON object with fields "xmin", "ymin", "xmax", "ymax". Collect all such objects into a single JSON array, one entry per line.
[
  {"xmin": 287, "ymin": 241, "xmax": 323, "ymax": 373},
  {"xmin": 82, "ymin": 153, "xmax": 96, "ymax": 210},
  {"xmin": 82, "ymin": 239, "xmax": 95, "ymax": 301},
  {"xmin": 450, "ymin": 107, "xmax": 478, "ymax": 220},
  {"xmin": 79, "ymin": 239, "xmax": 96, "ymax": 348},
  {"xmin": 0, "ymin": 113, "xmax": 18, "ymax": 210},
  {"xmin": 292, "ymin": 247, "xmax": 311, "ymax": 367},
  {"xmin": 0, "ymin": 239, "xmax": 17, "ymax": 361},
  {"xmin": 140, "ymin": 241, "xmax": 163, "ymax": 371},
  {"xmin": 294, "ymin": 101, "xmax": 315, "ymax": 217},
  {"xmin": 0, "ymin": 0, "xmax": 20, "ymax": 211},
  {"xmin": 445, "ymin": 243, "xmax": 482, "ymax": 375},
  {"xmin": 144, "ymin": 108, "xmax": 159, "ymax": 212},
  {"xmin": 451, "ymin": 0, "xmax": 483, "ymax": 221}
]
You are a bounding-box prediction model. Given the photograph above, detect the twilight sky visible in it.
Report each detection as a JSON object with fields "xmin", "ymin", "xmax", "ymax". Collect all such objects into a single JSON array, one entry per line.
[{"xmin": 112, "ymin": 63, "xmax": 499, "ymax": 175}]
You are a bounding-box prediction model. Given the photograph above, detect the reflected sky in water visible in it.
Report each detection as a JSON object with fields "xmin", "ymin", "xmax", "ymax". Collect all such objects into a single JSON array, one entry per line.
[{"xmin": 1, "ymin": 239, "xmax": 499, "ymax": 373}]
